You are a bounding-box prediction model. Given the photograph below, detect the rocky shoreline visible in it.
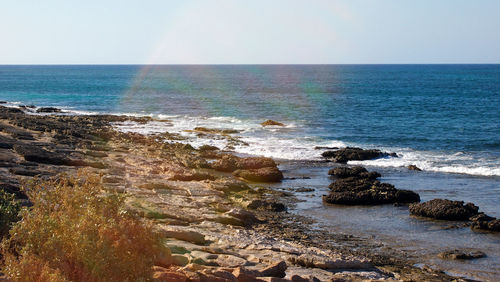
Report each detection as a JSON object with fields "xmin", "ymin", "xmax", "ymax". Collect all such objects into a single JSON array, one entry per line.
[{"xmin": 0, "ymin": 104, "xmax": 470, "ymax": 281}]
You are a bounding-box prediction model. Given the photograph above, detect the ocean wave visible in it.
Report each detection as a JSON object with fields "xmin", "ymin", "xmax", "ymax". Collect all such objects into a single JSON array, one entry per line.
[{"xmin": 113, "ymin": 116, "xmax": 500, "ymax": 177}]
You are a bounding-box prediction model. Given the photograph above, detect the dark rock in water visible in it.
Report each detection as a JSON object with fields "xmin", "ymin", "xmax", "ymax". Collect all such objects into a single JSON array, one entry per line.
[
  {"xmin": 247, "ymin": 199, "xmax": 286, "ymax": 212},
  {"xmin": 408, "ymin": 165, "xmax": 422, "ymax": 171},
  {"xmin": 409, "ymin": 199, "xmax": 479, "ymax": 220},
  {"xmin": 314, "ymin": 146, "xmax": 339, "ymax": 150},
  {"xmin": 36, "ymin": 107, "xmax": 62, "ymax": 113},
  {"xmin": 438, "ymin": 250, "xmax": 486, "ymax": 260},
  {"xmin": 324, "ymin": 185, "xmax": 419, "ymax": 205},
  {"xmin": 325, "ymin": 166, "xmax": 419, "ymax": 205},
  {"xmin": 19, "ymin": 105, "xmax": 36, "ymax": 109},
  {"xmin": 233, "ymin": 167, "xmax": 283, "ymax": 182},
  {"xmin": 198, "ymin": 145, "xmax": 219, "ymax": 151},
  {"xmin": 0, "ymin": 101, "xmax": 6, "ymax": 104},
  {"xmin": 470, "ymin": 213, "xmax": 500, "ymax": 232},
  {"xmin": 321, "ymin": 147, "xmax": 396, "ymax": 163},
  {"xmin": 328, "ymin": 166, "xmax": 381, "ymax": 179},
  {"xmin": 261, "ymin": 120, "xmax": 285, "ymax": 127},
  {"xmin": 193, "ymin": 127, "xmax": 239, "ymax": 134}
]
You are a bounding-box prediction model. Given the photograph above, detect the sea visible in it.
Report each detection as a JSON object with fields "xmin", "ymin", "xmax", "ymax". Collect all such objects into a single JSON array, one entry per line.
[{"xmin": 1, "ymin": 65, "xmax": 499, "ymax": 280}]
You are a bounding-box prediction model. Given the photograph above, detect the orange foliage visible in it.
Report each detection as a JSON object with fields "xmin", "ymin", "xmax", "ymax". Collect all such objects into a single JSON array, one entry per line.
[{"xmin": 1, "ymin": 170, "xmax": 169, "ymax": 281}]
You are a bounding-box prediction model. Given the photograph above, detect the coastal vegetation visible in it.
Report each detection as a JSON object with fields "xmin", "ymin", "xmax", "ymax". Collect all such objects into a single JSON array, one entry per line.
[{"xmin": 1, "ymin": 170, "xmax": 168, "ymax": 281}]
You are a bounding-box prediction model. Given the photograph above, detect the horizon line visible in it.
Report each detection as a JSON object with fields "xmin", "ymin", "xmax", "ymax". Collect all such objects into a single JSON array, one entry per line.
[{"xmin": 1, "ymin": 63, "xmax": 500, "ymax": 66}]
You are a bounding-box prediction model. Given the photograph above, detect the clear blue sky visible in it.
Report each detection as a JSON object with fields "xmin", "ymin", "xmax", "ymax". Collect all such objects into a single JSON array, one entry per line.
[{"xmin": 1, "ymin": 0, "xmax": 499, "ymax": 64}]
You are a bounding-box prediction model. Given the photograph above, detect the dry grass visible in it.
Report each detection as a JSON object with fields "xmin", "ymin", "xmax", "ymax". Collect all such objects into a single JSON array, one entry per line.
[{"xmin": 1, "ymin": 170, "xmax": 169, "ymax": 281}]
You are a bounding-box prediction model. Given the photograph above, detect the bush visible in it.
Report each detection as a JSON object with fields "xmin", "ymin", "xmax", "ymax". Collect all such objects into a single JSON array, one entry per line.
[
  {"xmin": 1, "ymin": 170, "xmax": 169, "ymax": 281},
  {"xmin": 0, "ymin": 190, "xmax": 21, "ymax": 239}
]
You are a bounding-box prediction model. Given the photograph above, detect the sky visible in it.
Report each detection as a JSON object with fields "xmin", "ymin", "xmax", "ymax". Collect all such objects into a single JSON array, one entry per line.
[{"xmin": 0, "ymin": 0, "xmax": 499, "ymax": 64}]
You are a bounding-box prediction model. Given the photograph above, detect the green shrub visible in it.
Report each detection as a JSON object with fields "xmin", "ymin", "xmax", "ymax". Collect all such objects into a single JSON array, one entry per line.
[{"xmin": 0, "ymin": 190, "xmax": 21, "ymax": 238}]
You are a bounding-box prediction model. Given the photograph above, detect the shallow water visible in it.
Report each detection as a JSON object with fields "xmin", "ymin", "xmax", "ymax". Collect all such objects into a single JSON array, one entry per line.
[{"xmin": 272, "ymin": 162, "xmax": 500, "ymax": 281}]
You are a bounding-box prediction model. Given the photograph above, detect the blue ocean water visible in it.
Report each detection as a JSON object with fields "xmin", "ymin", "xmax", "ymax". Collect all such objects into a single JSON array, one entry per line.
[{"xmin": 1, "ymin": 65, "xmax": 498, "ymax": 175}]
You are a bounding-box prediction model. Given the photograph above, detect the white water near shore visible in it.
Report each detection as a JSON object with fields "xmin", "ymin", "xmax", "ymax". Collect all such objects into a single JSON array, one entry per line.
[
  {"xmin": 3, "ymin": 100, "xmax": 498, "ymax": 177},
  {"xmin": 112, "ymin": 116, "xmax": 500, "ymax": 177}
]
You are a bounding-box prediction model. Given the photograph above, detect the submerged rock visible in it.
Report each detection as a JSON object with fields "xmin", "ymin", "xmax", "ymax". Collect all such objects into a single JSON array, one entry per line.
[
  {"xmin": 438, "ymin": 249, "xmax": 486, "ymax": 260},
  {"xmin": 409, "ymin": 199, "xmax": 479, "ymax": 220},
  {"xmin": 193, "ymin": 127, "xmax": 239, "ymax": 134},
  {"xmin": 261, "ymin": 119, "xmax": 285, "ymax": 127},
  {"xmin": 408, "ymin": 165, "xmax": 422, "ymax": 171},
  {"xmin": 470, "ymin": 213, "xmax": 500, "ymax": 232},
  {"xmin": 322, "ymin": 147, "xmax": 397, "ymax": 163}
]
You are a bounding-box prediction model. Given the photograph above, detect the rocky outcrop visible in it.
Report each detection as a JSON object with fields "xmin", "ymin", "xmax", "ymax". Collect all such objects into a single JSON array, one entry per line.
[
  {"xmin": 322, "ymin": 147, "xmax": 397, "ymax": 163},
  {"xmin": 324, "ymin": 166, "xmax": 419, "ymax": 205},
  {"xmin": 470, "ymin": 213, "xmax": 500, "ymax": 232},
  {"xmin": 233, "ymin": 167, "xmax": 283, "ymax": 182},
  {"xmin": 438, "ymin": 249, "xmax": 486, "ymax": 260},
  {"xmin": 328, "ymin": 166, "xmax": 380, "ymax": 179},
  {"xmin": 211, "ymin": 155, "xmax": 278, "ymax": 172},
  {"xmin": 407, "ymin": 165, "xmax": 422, "ymax": 171},
  {"xmin": 36, "ymin": 107, "xmax": 62, "ymax": 113},
  {"xmin": 261, "ymin": 120, "xmax": 285, "ymax": 127},
  {"xmin": 409, "ymin": 199, "xmax": 479, "ymax": 220}
]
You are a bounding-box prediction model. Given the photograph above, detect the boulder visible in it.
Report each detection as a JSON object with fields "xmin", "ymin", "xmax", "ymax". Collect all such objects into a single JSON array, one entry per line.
[
  {"xmin": 328, "ymin": 166, "xmax": 380, "ymax": 179},
  {"xmin": 233, "ymin": 167, "xmax": 283, "ymax": 182},
  {"xmin": 247, "ymin": 199, "xmax": 286, "ymax": 212},
  {"xmin": 321, "ymin": 147, "xmax": 396, "ymax": 163},
  {"xmin": 409, "ymin": 199, "xmax": 479, "ymax": 220},
  {"xmin": 324, "ymin": 168, "xmax": 419, "ymax": 205},
  {"xmin": 261, "ymin": 120, "xmax": 285, "ymax": 127},
  {"xmin": 258, "ymin": 261, "xmax": 287, "ymax": 278},
  {"xmin": 211, "ymin": 155, "xmax": 277, "ymax": 172}
]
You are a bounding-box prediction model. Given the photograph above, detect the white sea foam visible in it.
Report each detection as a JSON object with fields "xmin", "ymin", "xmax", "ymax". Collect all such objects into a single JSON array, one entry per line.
[
  {"xmin": 2, "ymin": 103, "xmax": 497, "ymax": 177},
  {"xmin": 113, "ymin": 115, "xmax": 500, "ymax": 177}
]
